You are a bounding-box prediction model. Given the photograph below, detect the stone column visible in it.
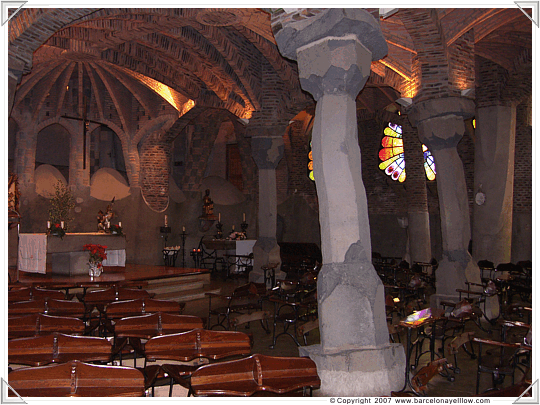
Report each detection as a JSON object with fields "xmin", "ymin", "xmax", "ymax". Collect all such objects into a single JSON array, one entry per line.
[
  {"xmin": 472, "ymin": 105, "xmax": 516, "ymax": 265},
  {"xmin": 249, "ymin": 132, "xmax": 286, "ymax": 284},
  {"xmin": 401, "ymin": 119, "xmax": 432, "ymax": 265},
  {"xmin": 408, "ymin": 97, "xmax": 482, "ymax": 304},
  {"xmin": 273, "ymin": 9, "xmax": 405, "ymax": 397}
]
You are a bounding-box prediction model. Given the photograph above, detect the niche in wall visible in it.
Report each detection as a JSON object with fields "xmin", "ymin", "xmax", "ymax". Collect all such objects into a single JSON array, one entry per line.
[
  {"xmin": 35, "ymin": 123, "xmax": 71, "ymax": 183},
  {"xmin": 90, "ymin": 126, "xmax": 127, "ymax": 183}
]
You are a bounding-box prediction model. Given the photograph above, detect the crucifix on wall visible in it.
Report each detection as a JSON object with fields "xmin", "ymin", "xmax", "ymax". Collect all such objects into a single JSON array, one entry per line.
[{"xmin": 61, "ymin": 96, "xmax": 104, "ymax": 170}]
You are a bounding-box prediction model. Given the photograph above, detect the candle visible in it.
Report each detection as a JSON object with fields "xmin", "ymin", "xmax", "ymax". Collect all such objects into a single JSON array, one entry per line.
[
  {"xmin": 218, "ymin": 213, "xmax": 221, "ymax": 222},
  {"xmin": 232, "ymin": 225, "xmax": 235, "ymax": 231},
  {"xmin": 164, "ymin": 215, "xmax": 168, "ymax": 227},
  {"xmin": 60, "ymin": 221, "xmax": 64, "ymax": 229},
  {"xmin": 243, "ymin": 213, "xmax": 246, "ymax": 222},
  {"xmin": 119, "ymin": 222, "xmax": 122, "ymax": 228},
  {"xmin": 47, "ymin": 221, "xmax": 50, "ymax": 229},
  {"xmin": 182, "ymin": 226, "xmax": 186, "ymax": 232}
]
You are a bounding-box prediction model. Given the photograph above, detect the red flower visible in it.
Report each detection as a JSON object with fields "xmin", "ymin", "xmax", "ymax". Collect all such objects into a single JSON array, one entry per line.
[
  {"xmin": 55, "ymin": 223, "xmax": 60, "ymax": 228},
  {"xmin": 83, "ymin": 244, "xmax": 108, "ymax": 263}
]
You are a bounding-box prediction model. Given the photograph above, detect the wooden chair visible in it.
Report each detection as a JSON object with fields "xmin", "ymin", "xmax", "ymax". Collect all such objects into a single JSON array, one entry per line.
[
  {"xmin": 8, "ymin": 286, "xmax": 65, "ymax": 303},
  {"xmin": 190, "ymin": 354, "xmax": 321, "ymax": 396},
  {"xmin": 8, "ymin": 332, "xmax": 112, "ymax": 367},
  {"xmin": 113, "ymin": 312, "xmax": 204, "ymax": 366},
  {"xmin": 472, "ymin": 337, "xmax": 532, "ymax": 395},
  {"xmin": 8, "ymin": 313, "xmax": 85, "ymax": 339},
  {"xmin": 8, "ymin": 360, "xmax": 145, "ymax": 397},
  {"xmin": 8, "ymin": 298, "xmax": 86, "ymax": 318},
  {"xmin": 143, "ymin": 328, "xmax": 251, "ymax": 396},
  {"xmin": 206, "ymin": 282, "xmax": 267, "ymax": 330}
]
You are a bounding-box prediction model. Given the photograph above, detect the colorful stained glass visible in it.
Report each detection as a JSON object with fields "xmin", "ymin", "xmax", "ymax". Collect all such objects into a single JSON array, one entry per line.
[
  {"xmin": 308, "ymin": 141, "xmax": 314, "ymax": 181},
  {"xmin": 423, "ymin": 144, "xmax": 436, "ymax": 181},
  {"xmin": 379, "ymin": 123, "xmax": 436, "ymax": 182},
  {"xmin": 379, "ymin": 122, "xmax": 406, "ymax": 182}
]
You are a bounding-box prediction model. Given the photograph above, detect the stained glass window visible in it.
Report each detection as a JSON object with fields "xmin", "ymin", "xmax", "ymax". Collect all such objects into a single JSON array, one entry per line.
[
  {"xmin": 308, "ymin": 141, "xmax": 314, "ymax": 181},
  {"xmin": 379, "ymin": 122, "xmax": 406, "ymax": 182},
  {"xmin": 379, "ymin": 122, "xmax": 436, "ymax": 182}
]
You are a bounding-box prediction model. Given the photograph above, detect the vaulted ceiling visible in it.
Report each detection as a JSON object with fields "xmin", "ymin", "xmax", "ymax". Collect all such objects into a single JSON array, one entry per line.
[{"xmin": 9, "ymin": 7, "xmax": 533, "ymax": 124}]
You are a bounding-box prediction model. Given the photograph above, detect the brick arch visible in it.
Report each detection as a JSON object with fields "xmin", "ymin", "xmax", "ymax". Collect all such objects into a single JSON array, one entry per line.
[{"xmin": 9, "ymin": 8, "xmax": 100, "ymax": 73}]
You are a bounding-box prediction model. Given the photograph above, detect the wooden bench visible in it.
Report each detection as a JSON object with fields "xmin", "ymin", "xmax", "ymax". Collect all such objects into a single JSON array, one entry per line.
[
  {"xmin": 8, "ymin": 298, "xmax": 86, "ymax": 318},
  {"xmin": 77, "ymin": 286, "xmax": 153, "ymax": 335},
  {"xmin": 143, "ymin": 328, "xmax": 252, "ymax": 396},
  {"xmin": 8, "ymin": 360, "xmax": 145, "ymax": 397},
  {"xmin": 190, "ymin": 354, "xmax": 321, "ymax": 396},
  {"xmin": 8, "ymin": 287, "xmax": 66, "ymax": 303},
  {"xmin": 102, "ymin": 298, "xmax": 186, "ymax": 337},
  {"xmin": 9, "ymin": 332, "xmax": 112, "ymax": 367},
  {"xmin": 8, "ymin": 313, "xmax": 85, "ymax": 339},
  {"xmin": 113, "ymin": 312, "xmax": 204, "ymax": 366}
]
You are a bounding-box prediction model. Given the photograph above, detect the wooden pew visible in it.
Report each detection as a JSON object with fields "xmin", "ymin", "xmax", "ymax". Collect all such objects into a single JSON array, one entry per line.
[
  {"xmin": 8, "ymin": 287, "xmax": 65, "ymax": 303},
  {"xmin": 8, "ymin": 313, "xmax": 85, "ymax": 339},
  {"xmin": 105, "ymin": 298, "xmax": 185, "ymax": 319},
  {"xmin": 102, "ymin": 298, "xmax": 186, "ymax": 337},
  {"xmin": 77, "ymin": 286, "xmax": 153, "ymax": 335},
  {"xmin": 9, "ymin": 332, "xmax": 112, "ymax": 367},
  {"xmin": 8, "ymin": 360, "xmax": 145, "ymax": 397},
  {"xmin": 113, "ymin": 313, "xmax": 204, "ymax": 366},
  {"xmin": 8, "ymin": 298, "xmax": 86, "ymax": 318},
  {"xmin": 143, "ymin": 328, "xmax": 252, "ymax": 396},
  {"xmin": 190, "ymin": 354, "xmax": 321, "ymax": 396}
]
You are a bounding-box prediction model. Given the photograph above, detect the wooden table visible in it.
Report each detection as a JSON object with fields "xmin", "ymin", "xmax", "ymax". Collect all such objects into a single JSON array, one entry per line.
[{"xmin": 10, "ymin": 263, "xmax": 209, "ymax": 290}]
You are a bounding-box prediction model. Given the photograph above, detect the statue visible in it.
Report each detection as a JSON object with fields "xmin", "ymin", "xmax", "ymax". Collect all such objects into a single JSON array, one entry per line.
[
  {"xmin": 202, "ymin": 189, "xmax": 214, "ymax": 218},
  {"xmin": 97, "ymin": 197, "xmax": 115, "ymax": 232}
]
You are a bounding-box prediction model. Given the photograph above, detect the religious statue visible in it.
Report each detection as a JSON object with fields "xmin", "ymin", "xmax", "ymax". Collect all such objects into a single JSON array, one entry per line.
[
  {"xmin": 97, "ymin": 197, "xmax": 115, "ymax": 232},
  {"xmin": 202, "ymin": 189, "xmax": 214, "ymax": 218}
]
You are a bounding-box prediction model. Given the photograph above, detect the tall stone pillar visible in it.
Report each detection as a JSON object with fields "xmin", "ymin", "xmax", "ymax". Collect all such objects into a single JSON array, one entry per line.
[
  {"xmin": 408, "ymin": 97, "xmax": 481, "ymax": 304},
  {"xmin": 273, "ymin": 9, "xmax": 405, "ymax": 396},
  {"xmin": 401, "ymin": 119, "xmax": 432, "ymax": 265},
  {"xmin": 472, "ymin": 105, "xmax": 516, "ymax": 265},
  {"xmin": 249, "ymin": 131, "xmax": 286, "ymax": 283}
]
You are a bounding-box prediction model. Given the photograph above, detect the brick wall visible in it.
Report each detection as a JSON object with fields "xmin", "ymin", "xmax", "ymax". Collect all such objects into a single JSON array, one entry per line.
[{"xmin": 514, "ymin": 98, "xmax": 532, "ymax": 213}]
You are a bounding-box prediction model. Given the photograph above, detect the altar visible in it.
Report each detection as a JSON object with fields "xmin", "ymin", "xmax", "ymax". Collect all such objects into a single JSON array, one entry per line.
[{"xmin": 18, "ymin": 233, "xmax": 126, "ymax": 276}]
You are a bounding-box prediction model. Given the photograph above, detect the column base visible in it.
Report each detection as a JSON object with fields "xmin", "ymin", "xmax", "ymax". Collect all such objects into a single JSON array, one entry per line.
[{"xmin": 299, "ymin": 344, "xmax": 405, "ymax": 397}]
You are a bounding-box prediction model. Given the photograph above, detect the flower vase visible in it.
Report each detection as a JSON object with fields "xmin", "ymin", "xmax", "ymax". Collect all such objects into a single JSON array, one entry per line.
[{"xmin": 88, "ymin": 262, "xmax": 102, "ymax": 278}]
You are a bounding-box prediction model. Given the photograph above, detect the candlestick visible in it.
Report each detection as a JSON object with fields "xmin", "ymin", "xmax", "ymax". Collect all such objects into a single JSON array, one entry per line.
[{"xmin": 232, "ymin": 225, "xmax": 235, "ymax": 231}]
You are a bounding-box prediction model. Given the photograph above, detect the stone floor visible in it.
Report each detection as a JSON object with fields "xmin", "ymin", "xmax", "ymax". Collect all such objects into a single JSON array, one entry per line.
[{"xmin": 180, "ymin": 273, "xmax": 532, "ymax": 398}]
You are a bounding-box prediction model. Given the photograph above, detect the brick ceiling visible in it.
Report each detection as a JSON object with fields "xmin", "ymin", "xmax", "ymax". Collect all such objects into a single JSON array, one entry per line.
[{"xmin": 9, "ymin": 8, "xmax": 532, "ymax": 123}]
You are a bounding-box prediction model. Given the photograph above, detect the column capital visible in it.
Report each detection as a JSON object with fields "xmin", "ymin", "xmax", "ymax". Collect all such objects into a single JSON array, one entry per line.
[
  {"xmin": 273, "ymin": 8, "xmax": 387, "ymax": 62},
  {"xmin": 297, "ymin": 36, "xmax": 372, "ymax": 101},
  {"xmin": 407, "ymin": 97, "xmax": 475, "ymax": 127},
  {"xmin": 251, "ymin": 136, "xmax": 284, "ymax": 170}
]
